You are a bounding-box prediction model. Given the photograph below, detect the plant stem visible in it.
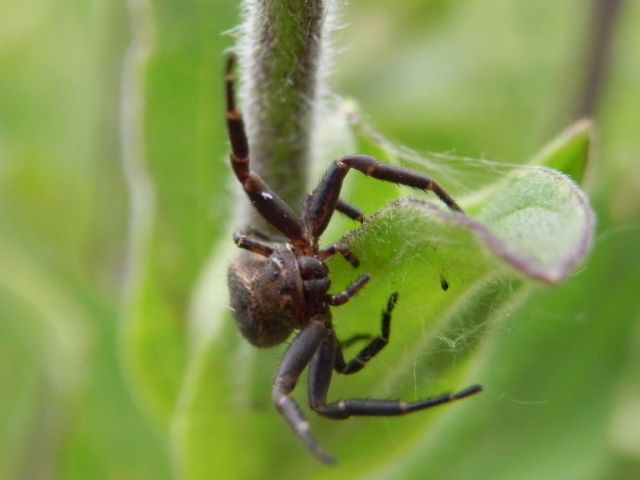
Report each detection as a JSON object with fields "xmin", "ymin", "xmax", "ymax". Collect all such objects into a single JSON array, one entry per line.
[
  {"xmin": 239, "ymin": 0, "xmax": 333, "ymax": 231},
  {"xmin": 574, "ymin": 0, "xmax": 624, "ymax": 119}
]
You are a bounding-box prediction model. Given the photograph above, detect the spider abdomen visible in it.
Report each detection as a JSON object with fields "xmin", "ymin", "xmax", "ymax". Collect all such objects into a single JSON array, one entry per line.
[{"xmin": 228, "ymin": 249, "xmax": 303, "ymax": 347}]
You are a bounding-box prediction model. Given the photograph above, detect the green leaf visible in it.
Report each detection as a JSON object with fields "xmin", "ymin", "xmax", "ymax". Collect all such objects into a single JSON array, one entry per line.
[
  {"xmin": 119, "ymin": 0, "xmax": 238, "ymax": 429},
  {"xmin": 7, "ymin": 0, "xmax": 639, "ymax": 479},
  {"xmin": 377, "ymin": 223, "xmax": 640, "ymax": 480},
  {"xmin": 0, "ymin": 0, "xmax": 174, "ymax": 476},
  {"xmin": 170, "ymin": 127, "xmax": 594, "ymax": 478},
  {"xmin": 0, "ymin": 234, "xmax": 90, "ymax": 478},
  {"xmin": 123, "ymin": 4, "xmax": 596, "ymax": 472},
  {"xmin": 532, "ymin": 118, "xmax": 593, "ymax": 183}
]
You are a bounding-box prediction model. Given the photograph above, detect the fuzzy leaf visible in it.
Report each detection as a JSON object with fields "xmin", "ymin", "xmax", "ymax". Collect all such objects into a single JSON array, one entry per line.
[
  {"xmin": 532, "ymin": 118, "xmax": 593, "ymax": 183},
  {"xmin": 171, "ymin": 120, "xmax": 594, "ymax": 478}
]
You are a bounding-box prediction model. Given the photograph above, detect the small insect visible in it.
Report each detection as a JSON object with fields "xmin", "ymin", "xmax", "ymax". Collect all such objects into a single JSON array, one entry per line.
[
  {"xmin": 224, "ymin": 54, "xmax": 482, "ymax": 463},
  {"xmin": 440, "ymin": 273, "xmax": 450, "ymax": 291}
]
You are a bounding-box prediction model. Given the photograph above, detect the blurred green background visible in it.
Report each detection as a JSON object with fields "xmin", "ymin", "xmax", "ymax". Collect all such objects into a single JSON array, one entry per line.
[{"xmin": 1, "ymin": 0, "xmax": 639, "ymax": 479}]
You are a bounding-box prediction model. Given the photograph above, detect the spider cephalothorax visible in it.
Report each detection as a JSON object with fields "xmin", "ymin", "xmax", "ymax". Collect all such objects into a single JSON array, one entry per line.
[{"xmin": 224, "ymin": 54, "xmax": 481, "ymax": 463}]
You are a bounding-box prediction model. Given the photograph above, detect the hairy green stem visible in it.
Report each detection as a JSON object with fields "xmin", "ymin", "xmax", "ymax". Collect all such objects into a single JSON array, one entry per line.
[{"xmin": 239, "ymin": 0, "xmax": 334, "ymax": 230}]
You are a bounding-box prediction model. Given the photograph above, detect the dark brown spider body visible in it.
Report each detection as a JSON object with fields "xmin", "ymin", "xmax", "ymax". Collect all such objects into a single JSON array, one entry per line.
[
  {"xmin": 224, "ymin": 54, "xmax": 482, "ymax": 464},
  {"xmin": 228, "ymin": 248, "xmax": 335, "ymax": 347},
  {"xmin": 228, "ymin": 249, "xmax": 303, "ymax": 347}
]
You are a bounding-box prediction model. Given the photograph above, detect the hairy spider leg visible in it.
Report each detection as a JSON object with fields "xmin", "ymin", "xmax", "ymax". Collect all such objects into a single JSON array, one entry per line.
[
  {"xmin": 303, "ymin": 156, "xmax": 463, "ymax": 240},
  {"xmin": 327, "ymin": 274, "xmax": 371, "ymax": 306},
  {"xmin": 225, "ymin": 55, "xmax": 306, "ymax": 243},
  {"xmin": 303, "ymin": 194, "xmax": 364, "ymax": 224},
  {"xmin": 340, "ymin": 155, "xmax": 464, "ymax": 212},
  {"xmin": 232, "ymin": 230, "xmax": 275, "ymax": 257},
  {"xmin": 318, "ymin": 243, "xmax": 360, "ymax": 268},
  {"xmin": 238, "ymin": 227, "xmax": 289, "ymax": 244},
  {"xmin": 308, "ymin": 296, "xmax": 482, "ymax": 423},
  {"xmin": 333, "ymin": 292, "xmax": 397, "ymax": 374},
  {"xmin": 310, "ymin": 335, "xmax": 481, "ymax": 420},
  {"xmin": 272, "ymin": 294, "xmax": 482, "ymax": 463},
  {"xmin": 318, "ymin": 293, "xmax": 398, "ymax": 378},
  {"xmin": 272, "ymin": 321, "xmax": 336, "ymax": 464},
  {"xmin": 339, "ymin": 333, "xmax": 374, "ymax": 349},
  {"xmin": 335, "ymin": 199, "xmax": 365, "ymax": 223}
]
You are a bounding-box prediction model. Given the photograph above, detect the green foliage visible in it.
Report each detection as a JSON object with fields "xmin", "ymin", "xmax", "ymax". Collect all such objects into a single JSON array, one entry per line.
[
  {"xmin": 169, "ymin": 55, "xmax": 596, "ymax": 480},
  {"xmin": 1, "ymin": 1, "xmax": 639, "ymax": 479}
]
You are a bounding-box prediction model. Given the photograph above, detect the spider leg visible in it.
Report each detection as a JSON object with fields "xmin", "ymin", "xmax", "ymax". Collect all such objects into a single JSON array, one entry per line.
[
  {"xmin": 303, "ymin": 162, "xmax": 351, "ymax": 237},
  {"xmin": 308, "ymin": 329, "xmax": 483, "ymax": 420},
  {"xmin": 318, "ymin": 243, "xmax": 360, "ymax": 268},
  {"xmin": 272, "ymin": 320, "xmax": 336, "ymax": 464},
  {"xmin": 327, "ymin": 274, "xmax": 370, "ymax": 306},
  {"xmin": 335, "ymin": 199, "xmax": 364, "ymax": 223},
  {"xmin": 303, "ymin": 155, "xmax": 462, "ymax": 238},
  {"xmin": 339, "ymin": 333, "xmax": 373, "ymax": 349},
  {"xmin": 238, "ymin": 227, "xmax": 288, "ymax": 244},
  {"xmin": 316, "ymin": 289, "xmax": 388, "ymax": 359},
  {"xmin": 233, "ymin": 230, "xmax": 275, "ymax": 257},
  {"xmin": 340, "ymin": 155, "xmax": 463, "ymax": 212},
  {"xmin": 304, "ymin": 193, "xmax": 363, "ymax": 224},
  {"xmin": 225, "ymin": 55, "xmax": 305, "ymax": 242},
  {"xmin": 334, "ymin": 293, "xmax": 398, "ymax": 375}
]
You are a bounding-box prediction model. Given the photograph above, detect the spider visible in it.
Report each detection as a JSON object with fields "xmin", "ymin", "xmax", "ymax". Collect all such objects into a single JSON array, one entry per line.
[{"xmin": 224, "ymin": 54, "xmax": 482, "ymax": 463}]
